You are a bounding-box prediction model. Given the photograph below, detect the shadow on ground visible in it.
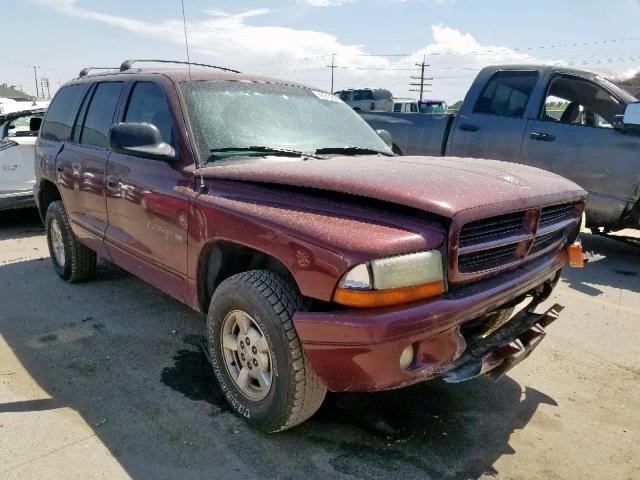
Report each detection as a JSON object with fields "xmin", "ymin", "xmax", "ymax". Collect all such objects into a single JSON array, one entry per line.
[{"xmin": 561, "ymin": 232, "xmax": 640, "ymax": 297}]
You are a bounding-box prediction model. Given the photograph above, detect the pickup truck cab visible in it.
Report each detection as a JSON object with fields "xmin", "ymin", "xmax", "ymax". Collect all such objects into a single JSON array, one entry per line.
[
  {"xmin": 35, "ymin": 60, "xmax": 586, "ymax": 432},
  {"xmin": 363, "ymin": 65, "xmax": 640, "ymax": 232}
]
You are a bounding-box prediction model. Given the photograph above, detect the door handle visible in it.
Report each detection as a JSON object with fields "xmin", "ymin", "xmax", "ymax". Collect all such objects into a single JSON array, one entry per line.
[
  {"xmin": 106, "ymin": 175, "xmax": 121, "ymax": 189},
  {"xmin": 529, "ymin": 132, "xmax": 556, "ymax": 142},
  {"xmin": 459, "ymin": 123, "xmax": 479, "ymax": 132}
]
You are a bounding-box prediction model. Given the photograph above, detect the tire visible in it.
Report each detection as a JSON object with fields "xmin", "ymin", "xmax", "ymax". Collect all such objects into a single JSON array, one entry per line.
[
  {"xmin": 207, "ymin": 270, "xmax": 326, "ymax": 432},
  {"xmin": 45, "ymin": 200, "xmax": 96, "ymax": 282}
]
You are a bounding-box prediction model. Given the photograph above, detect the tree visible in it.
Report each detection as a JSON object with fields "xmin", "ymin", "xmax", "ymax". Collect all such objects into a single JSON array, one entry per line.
[{"xmin": 449, "ymin": 100, "xmax": 463, "ymax": 111}]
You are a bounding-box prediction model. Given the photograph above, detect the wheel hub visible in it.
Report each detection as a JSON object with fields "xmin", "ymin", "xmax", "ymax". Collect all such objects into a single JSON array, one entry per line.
[
  {"xmin": 50, "ymin": 219, "xmax": 66, "ymax": 267},
  {"xmin": 220, "ymin": 310, "xmax": 273, "ymax": 401}
]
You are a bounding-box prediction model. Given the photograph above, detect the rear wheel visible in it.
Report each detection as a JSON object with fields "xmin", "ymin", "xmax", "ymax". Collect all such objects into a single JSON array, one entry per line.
[
  {"xmin": 207, "ymin": 270, "xmax": 326, "ymax": 432},
  {"xmin": 45, "ymin": 200, "xmax": 96, "ymax": 282}
]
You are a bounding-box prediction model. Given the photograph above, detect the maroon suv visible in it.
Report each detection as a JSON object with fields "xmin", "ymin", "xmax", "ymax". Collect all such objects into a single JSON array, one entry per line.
[{"xmin": 34, "ymin": 60, "xmax": 586, "ymax": 432}]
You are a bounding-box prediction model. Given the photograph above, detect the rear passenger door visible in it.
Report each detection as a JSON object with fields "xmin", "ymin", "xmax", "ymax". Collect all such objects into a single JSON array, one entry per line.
[
  {"xmin": 55, "ymin": 81, "xmax": 123, "ymax": 252},
  {"xmin": 447, "ymin": 70, "xmax": 539, "ymax": 160},
  {"xmin": 105, "ymin": 81, "xmax": 190, "ymax": 299}
]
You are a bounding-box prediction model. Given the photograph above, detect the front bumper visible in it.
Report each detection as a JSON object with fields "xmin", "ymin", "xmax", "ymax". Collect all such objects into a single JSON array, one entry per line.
[
  {"xmin": 0, "ymin": 190, "xmax": 35, "ymax": 211},
  {"xmin": 293, "ymin": 250, "xmax": 567, "ymax": 392}
]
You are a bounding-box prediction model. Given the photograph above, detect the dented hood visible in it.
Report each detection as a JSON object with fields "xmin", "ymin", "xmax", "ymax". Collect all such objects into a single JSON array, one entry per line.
[{"xmin": 200, "ymin": 155, "xmax": 586, "ymax": 218}]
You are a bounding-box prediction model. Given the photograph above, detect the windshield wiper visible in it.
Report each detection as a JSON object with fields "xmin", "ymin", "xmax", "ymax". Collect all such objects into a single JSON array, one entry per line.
[
  {"xmin": 314, "ymin": 146, "xmax": 393, "ymax": 156},
  {"xmin": 209, "ymin": 146, "xmax": 319, "ymax": 159}
]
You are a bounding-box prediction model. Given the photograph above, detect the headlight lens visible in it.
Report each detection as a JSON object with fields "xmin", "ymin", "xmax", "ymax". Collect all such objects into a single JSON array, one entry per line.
[{"xmin": 335, "ymin": 251, "xmax": 445, "ymax": 308}]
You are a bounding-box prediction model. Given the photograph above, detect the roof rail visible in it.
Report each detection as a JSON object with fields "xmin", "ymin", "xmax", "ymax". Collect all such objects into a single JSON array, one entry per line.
[
  {"xmin": 78, "ymin": 67, "xmax": 119, "ymax": 78},
  {"xmin": 119, "ymin": 59, "xmax": 241, "ymax": 74}
]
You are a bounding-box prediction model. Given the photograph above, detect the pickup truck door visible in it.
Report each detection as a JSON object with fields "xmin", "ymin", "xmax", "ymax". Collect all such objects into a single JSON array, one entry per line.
[
  {"xmin": 105, "ymin": 81, "xmax": 190, "ymax": 301},
  {"xmin": 519, "ymin": 74, "xmax": 640, "ymax": 228},
  {"xmin": 447, "ymin": 70, "xmax": 539, "ymax": 161},
  {"xmin": 55, "ymin": 81, "xmax": 123, "ymax": 254}
]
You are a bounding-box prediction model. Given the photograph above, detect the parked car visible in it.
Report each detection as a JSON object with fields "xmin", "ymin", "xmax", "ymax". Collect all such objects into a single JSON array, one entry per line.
[
  {"xmin": 0, "ymin": 108, "xmax": 45, "ymax": 210},
  {"xmin": 393, "ymin": 99, "xmax": 448, "ymax": 114},
  {"xmin": 35, "ymin": 60, "xmax": 586, "ymax": 432},
  {"xmin": 335, "ymin": 88, "xmax": 393, "ymax": 111},
  {"xmin": 361, "ymin": 65, "xmax": 640, "ymax": 232}
]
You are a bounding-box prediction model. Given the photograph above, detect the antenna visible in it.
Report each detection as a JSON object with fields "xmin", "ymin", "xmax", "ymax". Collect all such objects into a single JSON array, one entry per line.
[{"xmin": 180, "ymin": 0, "xmax": 192, "ymax": 80}]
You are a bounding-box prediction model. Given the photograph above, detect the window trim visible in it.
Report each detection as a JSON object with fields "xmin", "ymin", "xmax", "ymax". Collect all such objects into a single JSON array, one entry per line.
[{"xmin": 472, "ymin": 69, "xmax": 540, "ymax": 118}]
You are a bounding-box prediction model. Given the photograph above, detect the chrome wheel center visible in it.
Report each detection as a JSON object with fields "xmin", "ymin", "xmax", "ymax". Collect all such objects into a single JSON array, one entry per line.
[
  {"xmin": 221, "ymin": 310, "xmax": 273, "ymax": 401},
  {"xmin": 50, "ymin": 219, "xmax": 66, "ymax": 267}
]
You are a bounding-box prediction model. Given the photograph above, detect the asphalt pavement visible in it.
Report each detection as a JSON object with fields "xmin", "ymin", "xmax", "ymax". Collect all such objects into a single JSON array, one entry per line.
[{"xmin": 0, "ymin": 209, "xmax": 638, "ymax": 479}]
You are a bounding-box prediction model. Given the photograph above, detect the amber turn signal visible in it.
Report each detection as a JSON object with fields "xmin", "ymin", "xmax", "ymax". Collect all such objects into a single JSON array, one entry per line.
[
  {"xmin": 334, "ymin": 281, "xmax": 445, "ymax": 308},
  {"xmin": 567, "ymin": 242, "xmax": 584, "ymax": 268}
]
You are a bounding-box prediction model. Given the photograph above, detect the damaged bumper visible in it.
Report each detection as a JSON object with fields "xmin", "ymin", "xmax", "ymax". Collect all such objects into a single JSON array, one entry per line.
[{"xmin": 294, "ymin": 250, "xmax": 567, "ymax": 392}]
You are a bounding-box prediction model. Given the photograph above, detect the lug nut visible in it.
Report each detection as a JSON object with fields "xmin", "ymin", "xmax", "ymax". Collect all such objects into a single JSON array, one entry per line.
[
  {"xmin": 252, "ymin": 346, "xmax": 257, "ymax": 354},
  {"xmin": 240, "ymin": 341, "xmax": 244, "ymax": 349},
  {"xmin": 241, "ymin": 353, "xmax": 245, "ymax": 361},
  {"xmin": 248, "ymin": 363, "xmax": 253, "ymax": 370},
  {"xmin": 252, "ymin": 359, "xmax": 258, "ymax": 366},
  {"xmin": 246, "ymin": 338, "xmax": 251, "ymax": 346}
]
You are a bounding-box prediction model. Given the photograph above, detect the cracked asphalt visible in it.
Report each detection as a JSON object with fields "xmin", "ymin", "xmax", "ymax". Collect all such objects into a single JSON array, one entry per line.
[{"xmin": 0, "ymin": 209, "xmax": 638, "ymax": 479}]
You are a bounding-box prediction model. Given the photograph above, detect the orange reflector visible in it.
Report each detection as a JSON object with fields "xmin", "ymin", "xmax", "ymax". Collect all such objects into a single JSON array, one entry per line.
[
  {"xmin": 334, "ymin": 281, "xmax": 444, "ymax": 308},
  {"xmin": 567, "ymin": 242, "xmax": 584, "ymax": 268}
]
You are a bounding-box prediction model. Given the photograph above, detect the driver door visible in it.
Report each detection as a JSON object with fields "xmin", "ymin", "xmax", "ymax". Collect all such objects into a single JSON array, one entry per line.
[{"xmin": 0, "ymin": 112, "xmax": 43, "ymax": 195}]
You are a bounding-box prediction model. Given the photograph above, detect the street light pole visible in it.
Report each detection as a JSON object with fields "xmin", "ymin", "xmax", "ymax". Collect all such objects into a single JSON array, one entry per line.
[{"xmin": 33, "ymin": 66, "xmax": 39, "ymax": 98}]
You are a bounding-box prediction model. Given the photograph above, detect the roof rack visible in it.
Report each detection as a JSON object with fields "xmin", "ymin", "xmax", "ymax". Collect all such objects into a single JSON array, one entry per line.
[
  {"xmin": 78, "ymin": 67, "xmax": 119, "ymax": 78},
  {"xmin": 119, "ymin": 59, "xmax": 241, "ymax": 74}
]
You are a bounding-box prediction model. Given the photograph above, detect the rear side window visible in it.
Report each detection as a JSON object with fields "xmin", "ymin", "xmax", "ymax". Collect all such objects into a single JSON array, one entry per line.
[
  {"xmin": 473, "ymin": 71, "xmax": 539, "ymax": 117},
  {"xmin": 40, "ymin": 84, "xmax": 85, "ymax": 141},
  {"xmin": 393, "ymin": 103, "xmax": 402, "ymax": 112},
  {"xmin": 124, "ymin": 82, "xmax": 173, "ymax": 144},
  {"xmin": 79, "ymin": 82, "xmax": 123, "ymax": 148}
]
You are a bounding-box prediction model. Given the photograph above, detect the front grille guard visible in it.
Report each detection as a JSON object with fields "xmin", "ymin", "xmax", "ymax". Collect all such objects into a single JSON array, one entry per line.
[{"xmin": 439, "ymin": 290, "xmax": 563, "ymax": 383}]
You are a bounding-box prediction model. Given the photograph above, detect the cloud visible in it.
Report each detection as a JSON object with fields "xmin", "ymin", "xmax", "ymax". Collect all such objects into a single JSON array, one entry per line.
[
  {"xmin": 28, "ymin": 1, "xmax": 537, "ymax": 101},
  {"xmin": 298, "ymin": 0, "xmax": 354, "ymax": 5}
]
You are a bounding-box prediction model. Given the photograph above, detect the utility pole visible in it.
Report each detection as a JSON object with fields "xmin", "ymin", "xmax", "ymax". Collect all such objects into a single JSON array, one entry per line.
[
  {"xmin": 41, "ymin": 77, "xmax": 51, "ymax": 99},
  {"xmin": 33, "ymin": 66, "xmax": 39, "ymax": 98},
  {"xmin": 409, "ymin": 55, "xmax": 432, "ymax": 100},
  {"xmin": 326, "ymin": 54, "xmax": 337, "ymax": 94}
]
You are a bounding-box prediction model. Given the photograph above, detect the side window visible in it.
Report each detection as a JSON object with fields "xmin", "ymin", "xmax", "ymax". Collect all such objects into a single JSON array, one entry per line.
[
  {"xmin": 393, "ymin": 103, "xmax": 402, "ymax": 112},
  {"xmin": 339, "ymin": 92, "xmax": 350, "ymax": 102},
  {"xmin": 124, "ymin": 82, "xmax": 173, "ymax": 144},
  {"xmin": 473, "ymin": 71, "xmax": 539, "ymax": 117},
  {"xmin": 541, "ymin": 75, "xmax": 624, "ymax": 129},
  {"xmin": 40, "ymin": 84, "xmax": 85, "ymax": 141},
  {"xmin": 79, "ymin": 82, "xmax": 123, "ymax": 148},
  {"xmin": 410, "ymin": 103, "xmax": 418, "ymax": 113}
]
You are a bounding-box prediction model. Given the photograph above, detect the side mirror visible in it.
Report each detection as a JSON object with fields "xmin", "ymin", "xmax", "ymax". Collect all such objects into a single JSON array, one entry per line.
[
  {"xmin": 622, "ymin": 102, "xmax": 640, "ymax": 132},
  {"xmin": 109, "ymin": 122, "xmax": 176, "ymax": 161},
  {"xmin": 376, "ymin": 129, "xmax": 393, "ymax": 148}
]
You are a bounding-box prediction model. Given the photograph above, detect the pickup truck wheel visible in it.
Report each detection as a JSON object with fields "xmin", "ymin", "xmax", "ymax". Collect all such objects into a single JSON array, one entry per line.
[
  {"xmin": 45, "ymin": 200, "xmax": 96, "ymax": 282},
  {"xmin": 207, "ymin": 270, "xmax": 327, "ymax": 432}
]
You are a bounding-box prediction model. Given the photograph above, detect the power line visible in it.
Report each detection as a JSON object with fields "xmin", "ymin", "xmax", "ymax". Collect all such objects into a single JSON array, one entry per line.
[{"xmin": 409, "ymin": 55, "xmax": 432, "ymax": 99}]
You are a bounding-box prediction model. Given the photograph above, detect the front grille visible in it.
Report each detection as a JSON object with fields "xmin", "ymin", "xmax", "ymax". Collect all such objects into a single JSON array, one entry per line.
[
  {"xmin": 452, "ymin": 202, "xmax": 580, "ymax": 280},
  {"xmin": 459, "ymin": 211, "xmax": 525, "ymax": 247},
  {"xmin": 458, "ymin": 244, "xmax": 519, "ymax": 273},
  {"xmin": 530, "ymin": 229, "xmax": 564, "ymax": 255},
  {"xmin": 540, "ymin": 203, "xmax": 576, "ymax": 227}
]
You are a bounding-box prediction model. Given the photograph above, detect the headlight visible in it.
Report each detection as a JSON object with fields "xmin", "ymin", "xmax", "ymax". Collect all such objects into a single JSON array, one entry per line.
[{"xmin": 334, "ymin": 251, "xmax": 445, "ymax": 308}]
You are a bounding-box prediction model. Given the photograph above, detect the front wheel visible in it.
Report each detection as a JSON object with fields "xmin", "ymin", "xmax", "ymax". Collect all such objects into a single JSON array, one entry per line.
[
  {"xmin": 207, "ymin": 270, "xmax": 326, "ymax": 432},
  {"xmin": 45, "ymin": 200, "xmax": 96, "ymax": 282}
]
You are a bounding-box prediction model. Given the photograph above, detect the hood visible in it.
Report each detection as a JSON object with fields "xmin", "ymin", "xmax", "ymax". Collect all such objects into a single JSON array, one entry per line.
[{"xmin": 199, "ymin": 156, "xmax": 586, "ymax": 219}]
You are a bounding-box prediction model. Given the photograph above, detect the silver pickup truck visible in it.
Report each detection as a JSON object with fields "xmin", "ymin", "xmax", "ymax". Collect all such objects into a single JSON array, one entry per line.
[{"xmin": 362, "ymin": 65, "xmax": 640, "ymax": 232}]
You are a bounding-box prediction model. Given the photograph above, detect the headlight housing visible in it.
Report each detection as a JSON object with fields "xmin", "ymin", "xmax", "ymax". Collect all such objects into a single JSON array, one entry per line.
[{"xmin": 334, "ymin": 251, "xmax": 445, "ymax": 308}]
